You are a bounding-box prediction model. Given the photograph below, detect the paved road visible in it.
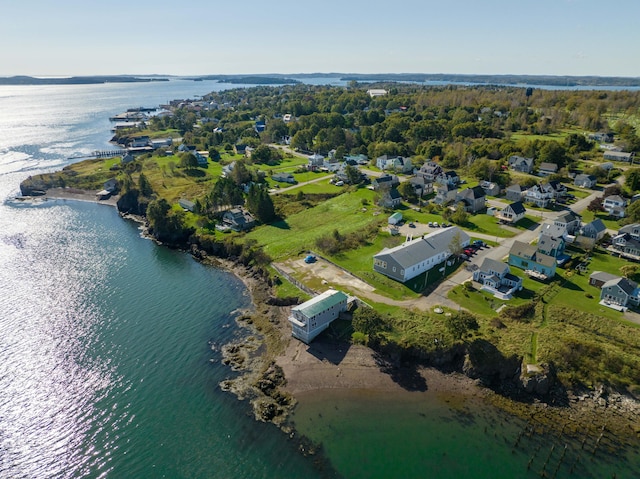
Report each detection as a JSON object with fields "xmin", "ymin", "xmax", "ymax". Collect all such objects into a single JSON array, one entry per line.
[{"xmin": 424, "ymin": 187, "xmax": 604, "ymax": 304}]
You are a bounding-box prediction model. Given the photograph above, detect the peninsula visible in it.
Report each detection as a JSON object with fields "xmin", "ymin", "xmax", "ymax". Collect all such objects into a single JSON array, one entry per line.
[{"xmin": 20, "ymin": 82, "xmax": 640, "ymax": 445}]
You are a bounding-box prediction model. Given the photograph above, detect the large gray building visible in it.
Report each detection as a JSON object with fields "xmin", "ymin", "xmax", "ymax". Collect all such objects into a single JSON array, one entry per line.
[{"xmin": 373, "ymin": 227, "xmax": 470, "ymax": 283}]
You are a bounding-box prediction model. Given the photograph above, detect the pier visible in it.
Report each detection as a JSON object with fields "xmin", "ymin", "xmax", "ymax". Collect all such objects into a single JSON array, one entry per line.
[{"xmin": 68, "ymin": 150, "xmax": 124, "ymax": 160}]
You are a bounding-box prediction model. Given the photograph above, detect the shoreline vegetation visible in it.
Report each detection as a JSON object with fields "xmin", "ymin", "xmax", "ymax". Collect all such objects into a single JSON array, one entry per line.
[
  {"xmin": 18, "ymin": 81, "xmax": 640, "ymax": 459},
  {"xmin": 26, "ymin": 187, "xmax": 640, "ymax": 455}
]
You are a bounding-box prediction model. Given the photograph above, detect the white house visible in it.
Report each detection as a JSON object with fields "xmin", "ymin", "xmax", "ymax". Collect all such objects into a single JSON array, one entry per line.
[
  {"xmin": 373, "ymin": 227, "xmax": 470, "ymax": 283},
  {"xmin": 472, "ymin": 258, "xmax": 523, "ymax": 300},
  {"xmin": 289, "ymin": 289, "xmax": 348, "ymax": 343},
  {"xmin": 603, "ymin": 195, "xmax": 627, "ymax": 218},
  {"xmin": 367, "ymin": 89, "xmax": 388, "ymax": 98},
  {"xmin": 376, "ymin": 155, "xmax": 413, "ymax": 173},
  {"xmin": 497, "ymin": 201, "xmax": 526, "ymax": 224}
]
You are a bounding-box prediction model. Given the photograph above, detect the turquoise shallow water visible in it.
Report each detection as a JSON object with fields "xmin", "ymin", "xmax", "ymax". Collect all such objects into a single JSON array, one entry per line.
[{"xmin": 291, "ymin": 389, "xmax": 640, "ymax": 479}]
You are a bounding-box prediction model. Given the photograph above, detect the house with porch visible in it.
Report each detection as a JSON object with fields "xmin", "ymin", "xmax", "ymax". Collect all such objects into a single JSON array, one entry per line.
[
  {"xmin": 289, "ymin": 289, "xmax": 349, "ymax": 343},
  {"xmin": 600, "ymin": 277, "xmax": 640, "ymax": 309},
  {"xmin": 508, "ymin": 240, "xmax": 557, "ymax": 280},
  {"xmin": 222, "ymin": 207, "xmax": 256, "ymax": 232},
  {"xmin": 523, "ymin": 183, "xmax": 555, "ymax": 208},
  {"xmin": 496, "ymin": 201, "xmax": 526, "ymax": 224},
  {"xmin": 472, "ymin": 258, "xmax": 523, "ymax": 299},
  {"xmin": 589, "ymin": 271, "xmax": 620, "ymax": 288},
  {"xmin": 373, "ymin": 227, "xmax": 470, "ymax": 283},
  {"xmin": 603, "ymin": 195, "xmax": 627, "ymax": 218},
  {"xmin": 610, "ymin": 225, "xmax": 640, "ymax": 259}
]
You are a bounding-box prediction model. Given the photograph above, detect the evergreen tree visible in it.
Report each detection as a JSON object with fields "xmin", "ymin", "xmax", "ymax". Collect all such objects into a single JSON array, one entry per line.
[{"xmin": 138, "ymin": 172, "xmax": 153, "ymax": 197}]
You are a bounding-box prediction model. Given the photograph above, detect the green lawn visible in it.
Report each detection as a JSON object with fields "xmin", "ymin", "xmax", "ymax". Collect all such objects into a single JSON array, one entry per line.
[
  {"xmin": 244, "ymin": 188, "xmax": 381, "ymax": 259},
  {"xmin": 580, "ymin": 209, "xmax": 621, "ymax": 231}
]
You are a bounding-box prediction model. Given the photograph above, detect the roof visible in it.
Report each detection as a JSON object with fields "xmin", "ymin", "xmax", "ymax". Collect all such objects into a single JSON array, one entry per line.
[
  {"xmin": 479, "ymin": 258, "xmax": 509, "ymax": 275},
  {"xmin": 509, "ymin": 155, "xmax": 533, "ymax": 166},
  {"xmin": 374, "ymin": 227, "xmax": 470, "ymax": 269},
  {"xmin": 292, "ymin": 290, "xmax": 348, "ymax": 318},
  {"xmin": 535, "ymin": 252, "xmax": 557, "ymax": 268},
  {"xmin": 540, "ymin": 223, "xmax": 566, "ymax": 239},
  {"xmin": 584, "ymin": 219, "xmax": 606, "ymax": 233},
  {"xmin": 619, "ymin": 224, "xmax": 640, "ymax": 236},
  {"xmin": 389, "ymin": 188, "xmax": 401, "ymax": 199},
  {"xmin": 589, "ymin": 271, "xmax": 619, "ymax": 283},
  {"xmin": 389, "ymin": 212, "xmax": 403, "ymax": 221},
  {"xmin": 510, "ymin": 240, "xmax": 537, "ymax": 259},
  {"xmin": 555, "ymin": 211, "xmax": 580, "ymax": 224},
  {"xmin": 575, "ymin": 174, "xmax": 596, "ymax": 182},
  {"xmin": 508, "ymin": 201, "xmax": 526, "ymax": 215},
  {"xmin": 603, "ymin": 277, "xmax": 638, "ymax": 296},
  {"xmin": 462, "ymin": 186, "xmax": 485, "ymax": 199},
  {"xmin": 506, "ymin": 184, "xmax": 523, "ymax": 192},
  {"xmin": 604, "ymin": 195, "xmax": 626, "ymax": 204},
  {"xmin": 539, "ymin": 162, "xmax": 558, "ymax": 171},
  {"xmin": 537, "ymin": 234, "xmax": 562, "ymax": 253}
]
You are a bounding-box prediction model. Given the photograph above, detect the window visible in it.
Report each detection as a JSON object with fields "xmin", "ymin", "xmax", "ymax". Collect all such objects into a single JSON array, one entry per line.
[{"xmin": 374, "ymin": 259, "xmax": 387, "ymax": 269}]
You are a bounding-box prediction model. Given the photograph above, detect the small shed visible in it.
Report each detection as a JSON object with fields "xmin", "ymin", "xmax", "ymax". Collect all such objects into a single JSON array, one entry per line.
[
  {"xmin": 179, "ymin": 199, "xmax": 195, "ymax": 212},
  {"xmin": 388, "ymin": 212, "xmax": 403, "ymax": 225}
]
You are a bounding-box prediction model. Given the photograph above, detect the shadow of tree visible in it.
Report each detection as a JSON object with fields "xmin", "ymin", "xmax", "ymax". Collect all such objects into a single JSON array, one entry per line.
[
  {"xmin": 271, "ymin": 220, "xmax": 291, "ymax": 230},
  {"xmin": 185, "ymin": 168, "xmax": 206, "ymax": 178}
]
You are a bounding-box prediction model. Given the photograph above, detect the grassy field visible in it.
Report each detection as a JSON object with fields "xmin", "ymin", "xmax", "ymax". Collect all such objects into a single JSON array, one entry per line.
[{"xmin": 244, "ymin": 187, "xmax": 382, "ymax": 259}]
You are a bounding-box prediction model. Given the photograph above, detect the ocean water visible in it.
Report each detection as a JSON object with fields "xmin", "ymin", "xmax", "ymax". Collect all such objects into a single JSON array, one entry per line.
[
  {"xmin": 0, "ymin": 80, "xmax": 327, "ymax": 478},
  {"xmin": 1, "ymin": 79, "xmax": 639, "ymax": 478}
]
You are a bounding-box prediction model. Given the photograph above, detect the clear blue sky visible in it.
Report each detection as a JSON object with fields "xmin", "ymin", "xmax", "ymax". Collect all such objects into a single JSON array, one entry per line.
[{"xmin": 1, "ymin": 0, "xmax": 639, "ymax": 77}]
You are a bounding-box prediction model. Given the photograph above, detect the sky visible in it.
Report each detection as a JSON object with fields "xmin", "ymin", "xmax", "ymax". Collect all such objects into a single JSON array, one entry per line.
[{"xmin": 0, "ymin": 0, "xmax": 639, "ymax": 78}]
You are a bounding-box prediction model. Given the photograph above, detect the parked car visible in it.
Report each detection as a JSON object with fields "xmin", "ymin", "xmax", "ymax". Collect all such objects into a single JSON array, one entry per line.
[
  {"xmin": 433, "ymin": 222, "xmax": 439, "ymax": 227},
  {"xmin": 428, "ymin": 222, "xmax": 434, "ymax": 227},
  {"xmin": 304, "ymin": 255, "xmax": 317, "ymax": 264},
  {"xmin": 409, "ymin": 222, "xmax": 415, "ymax": 228}
]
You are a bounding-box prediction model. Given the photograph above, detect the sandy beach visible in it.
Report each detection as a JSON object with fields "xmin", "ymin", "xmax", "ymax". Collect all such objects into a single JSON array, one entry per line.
[{"xmin": 276, "ymin": 330, "xmax": 482, "ymax": 398}]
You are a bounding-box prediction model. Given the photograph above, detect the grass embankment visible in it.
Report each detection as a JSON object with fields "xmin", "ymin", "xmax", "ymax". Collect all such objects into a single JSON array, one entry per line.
[{"xmin": 446, "ymin": 245, "xmax": 640, "ymax": 392}]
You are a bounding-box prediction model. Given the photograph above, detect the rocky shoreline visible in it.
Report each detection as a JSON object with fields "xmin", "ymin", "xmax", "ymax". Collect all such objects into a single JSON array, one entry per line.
[{"xmin": 22, "ymin": 187, "xmax": 640, "ymax": 451}]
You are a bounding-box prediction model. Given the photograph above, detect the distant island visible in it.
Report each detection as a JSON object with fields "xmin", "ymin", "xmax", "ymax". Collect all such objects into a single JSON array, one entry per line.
[
  {"xmin": 190, "ymin": 75, "xmax": 300, "ymax": 85},
  {"xmin": 340, "ymin": 73, "xmax": 640, "ymax": 87},
  {"xmin": 4, "ymin": 73, "xmax": 640, "ymax": 87},
  {"xmin": 0, "ymin": 76, "xmax": 170, "ymax": 85}
]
